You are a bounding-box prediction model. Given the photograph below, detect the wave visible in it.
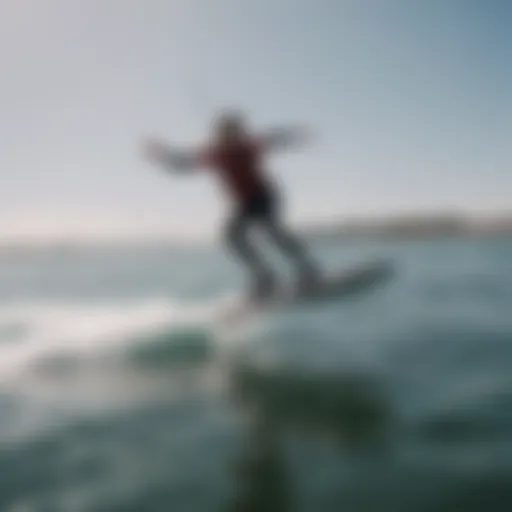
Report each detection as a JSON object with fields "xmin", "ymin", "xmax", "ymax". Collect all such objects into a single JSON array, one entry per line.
[
  {"xmin": 126, "ymin": 325, "xmax": 215, "ymax": 368},
  {"xmin": 0, "ymin": 296, "xmax": 230, "ymax": 382}
]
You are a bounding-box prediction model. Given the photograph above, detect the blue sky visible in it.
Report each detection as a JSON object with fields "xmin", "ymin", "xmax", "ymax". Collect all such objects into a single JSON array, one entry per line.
[{"xmin": 1, "ymin": 0, "xmax": 510, "ymax": 240}]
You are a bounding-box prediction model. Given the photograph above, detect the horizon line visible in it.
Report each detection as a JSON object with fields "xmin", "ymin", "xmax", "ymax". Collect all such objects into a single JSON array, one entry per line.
[{"xmin": 1, "ymin": 209, "xmax": 511, "ymax": 246}]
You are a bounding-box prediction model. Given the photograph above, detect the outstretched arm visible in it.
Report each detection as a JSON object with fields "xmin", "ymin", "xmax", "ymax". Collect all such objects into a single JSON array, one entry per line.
[
  {"xmin": 142, "ymin": 137, "xmax": 199, "ymax": 173},
  {"xmin": 260, "ymin": 127, "xmax": 312, "ymax": 152}
]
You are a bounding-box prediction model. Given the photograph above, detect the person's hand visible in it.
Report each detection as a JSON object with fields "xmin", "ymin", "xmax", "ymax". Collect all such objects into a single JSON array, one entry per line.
[
  {"xmin": 142, "ymin": 137, "xmax": 169, "ymax": 164},
  {"xmin": 293, "ymin": 126, "xmax": 314, "ymax": 145}
]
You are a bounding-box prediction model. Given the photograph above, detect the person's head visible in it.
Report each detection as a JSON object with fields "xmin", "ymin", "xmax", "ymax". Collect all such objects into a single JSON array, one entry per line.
[{"xmin": 212, "ymin": 109, "xmax": 247, "ymax": 143}]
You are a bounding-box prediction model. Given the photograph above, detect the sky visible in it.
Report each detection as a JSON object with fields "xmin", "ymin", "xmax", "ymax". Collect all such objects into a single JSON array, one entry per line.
[{"xmin": 1, "ymin": 0, "xmax": 511, "ymax": 240}]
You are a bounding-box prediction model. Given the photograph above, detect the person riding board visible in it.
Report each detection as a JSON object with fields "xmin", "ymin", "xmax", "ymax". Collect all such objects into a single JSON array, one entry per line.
[{"xmin": 143, "ymin": 110, "xmax": 320, "ymax": 300}]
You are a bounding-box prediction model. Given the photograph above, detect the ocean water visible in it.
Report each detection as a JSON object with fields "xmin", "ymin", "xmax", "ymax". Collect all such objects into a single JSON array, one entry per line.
[{"xmin": 0, "ymin": 237, "xmax": 511, "ymax": 512}]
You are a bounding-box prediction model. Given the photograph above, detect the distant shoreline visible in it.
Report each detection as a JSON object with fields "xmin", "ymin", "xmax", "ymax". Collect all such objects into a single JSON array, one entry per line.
[
  {"xmin": 1, "ymin": 213, "xmax": 511, "ymax": 251},
  {"xmin": 300, "ymin": 213, "xmax": 512, "ymax": 242}
]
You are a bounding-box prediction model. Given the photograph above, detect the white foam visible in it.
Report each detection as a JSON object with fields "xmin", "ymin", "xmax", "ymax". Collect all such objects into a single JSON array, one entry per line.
[{"xmin": 0, "ymin": 297, "xmax": 220, "ymax": 381}]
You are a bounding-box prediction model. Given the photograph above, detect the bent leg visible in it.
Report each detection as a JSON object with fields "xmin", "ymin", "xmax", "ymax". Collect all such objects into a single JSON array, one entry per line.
[
  {"xmin": 224, "ymin": 214, "xmax": 275, "ymax": 298},
  {"xmin": 264, "ymin": 218, "xmax": 318, "ymax": 277}
]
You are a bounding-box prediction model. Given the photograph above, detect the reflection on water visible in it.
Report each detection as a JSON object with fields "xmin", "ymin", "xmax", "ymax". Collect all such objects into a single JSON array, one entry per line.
[
  {"xmin": 227, "ymin": 361, "xmax": 393, "ymax": 511},
  {"xmin": 230, "ymin": 362, "xmax": 391, "ymax": 444}
]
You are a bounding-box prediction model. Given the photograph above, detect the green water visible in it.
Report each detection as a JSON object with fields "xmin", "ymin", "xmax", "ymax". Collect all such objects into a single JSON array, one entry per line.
[{"xmin": 0, "ymin": 238, "xmax": 511, "ymax": 511}]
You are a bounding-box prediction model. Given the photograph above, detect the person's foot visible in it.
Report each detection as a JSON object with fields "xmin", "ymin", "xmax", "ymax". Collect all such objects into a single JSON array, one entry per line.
[
  {"xmin": 296, "ymin": 264, "xmax": 322, "ymax": 294},
  {"xmin": 249, "ymin": 272, "xmax": 278, "ymax": 302}
]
